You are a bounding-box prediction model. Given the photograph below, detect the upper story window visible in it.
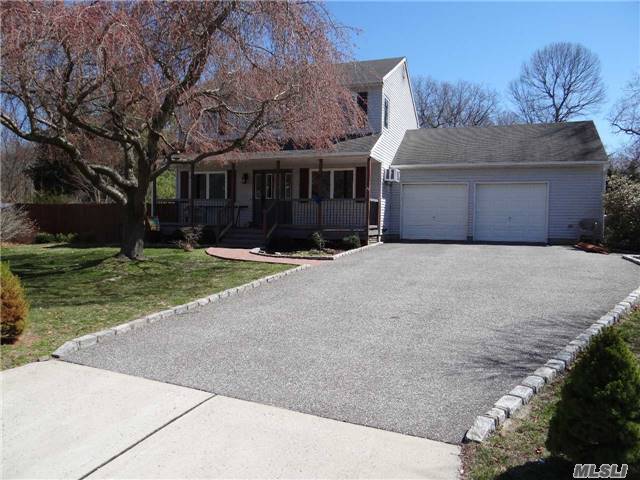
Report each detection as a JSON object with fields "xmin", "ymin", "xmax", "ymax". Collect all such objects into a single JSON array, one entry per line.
[
  {"xmin": 383, "ymin": 96, "xmax": 390, "ymax": 129},
  {"xmin": 357, "ymin": 91, "xmax": 368, "ymax": 115}
]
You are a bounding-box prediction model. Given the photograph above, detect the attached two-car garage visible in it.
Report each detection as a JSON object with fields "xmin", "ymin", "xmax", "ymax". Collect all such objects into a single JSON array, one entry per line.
[
  {"xmin": 401, "ymin": 182, "xmax": 549, "ymax": 243},
  {"xmin": 391, "ymin": 122, "xmax": 608, "ymax": 244}
]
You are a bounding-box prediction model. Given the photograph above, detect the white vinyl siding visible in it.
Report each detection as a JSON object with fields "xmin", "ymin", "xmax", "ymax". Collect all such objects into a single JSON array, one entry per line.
[
  {"xmin": 388, "ymin": 165, "xmax": 605, "ymax": 243},
  {"xmin": 368, "ymin": 60, "xmax": 419, "ymax": 235}
]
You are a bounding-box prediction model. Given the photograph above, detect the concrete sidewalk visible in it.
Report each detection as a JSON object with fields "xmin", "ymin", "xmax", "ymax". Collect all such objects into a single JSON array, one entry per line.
[{"xmin": 1, "ymin": 361, "xmax": 460, "ymax": 479}]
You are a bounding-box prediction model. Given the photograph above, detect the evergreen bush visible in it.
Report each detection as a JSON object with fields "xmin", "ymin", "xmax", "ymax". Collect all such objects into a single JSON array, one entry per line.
[
  {"xmin": 1, "ymin": 262, "xmax": 29, "ymax": 343},
  {"xmin": 547, "ymin": 327, "xmax": 640, "ymax": 464}
]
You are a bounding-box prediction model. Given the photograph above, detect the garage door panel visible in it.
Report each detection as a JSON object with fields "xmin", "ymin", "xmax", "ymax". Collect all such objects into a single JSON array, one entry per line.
[
  {"xmin": 402, "ymin": 184, "xmax": 468, "ymax": 240},
  {"xmin": 475, "ymin": 183, "xmax": 547, "ymax": 242}
]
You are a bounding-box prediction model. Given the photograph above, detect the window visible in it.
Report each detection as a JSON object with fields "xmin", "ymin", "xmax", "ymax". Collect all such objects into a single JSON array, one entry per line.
[
  {"xmin": 357, "ymin": 91, "xmax": 368, "ymax": 115},
  {"xmin": 333, "ymin": 170, "xmax": 354, "ymax": 199},
  {"xmin": 383, "ymin": 96, "xmax": 390, "ymax": 128},
  {"xmin": 309, "ymin": 169, "xmax": 355, "ymax": 199},
  {"xmin": 208, "ymin": 173, "xmax": 226, "ymax": 199},
  {"xmin": 194, "ymin": 174, "xmax": 207, "ymax": 199},
  {"xmin": 311, "ymin": 171, "xmax": 330, "ymax": 198}
]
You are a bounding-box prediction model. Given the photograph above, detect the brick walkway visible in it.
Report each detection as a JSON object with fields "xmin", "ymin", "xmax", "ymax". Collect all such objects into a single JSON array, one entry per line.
[{"xmin": 205, "ymin": 247, "xmax": 326, "ymax": 266}]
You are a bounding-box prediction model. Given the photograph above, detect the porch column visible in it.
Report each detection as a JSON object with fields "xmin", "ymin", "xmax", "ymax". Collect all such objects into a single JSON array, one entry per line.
[
  {"xmin": 189, "ymin": 162, "xmax": 195, "ymax": 227},
  {"xmin": 364, "ymin": 156, "xmax": 371, "ymax": 245},
  {"xmin": 377, "ymin": 162, "xmax": 382, "ymax": 241},
  {"xmin": 231, "ymin": 162, "xmax": 237, "ymax": 226},
  {"xmin": 231, "ymin": 162, "xmax": 237, "ymax": 203},
  {"xmin": 317, "ymin": 158, "xmax": 323, "ymax": 229},
  {"xmin": 276, "ymin": 160, "xmax": 281, "ymax": 223}
]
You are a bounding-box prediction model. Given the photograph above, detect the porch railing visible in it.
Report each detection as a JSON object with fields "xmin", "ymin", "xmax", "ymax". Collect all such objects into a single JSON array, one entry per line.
[
  {"xmin": 263, "ymin": 198, "xmax": 378, "ymax": 228},
  {"xmin": 156, "ymin": 199, "xmax": 233, "ymax": 226}
]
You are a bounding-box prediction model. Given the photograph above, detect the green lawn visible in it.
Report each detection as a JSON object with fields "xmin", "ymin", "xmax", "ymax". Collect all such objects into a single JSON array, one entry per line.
[
  {"xmin": 1, "ymin": 244, "xmax": 292, "ymax": 370},
  {"xmin": 462, "ymin": 307, "xmax": 640, "ymax": 480}
]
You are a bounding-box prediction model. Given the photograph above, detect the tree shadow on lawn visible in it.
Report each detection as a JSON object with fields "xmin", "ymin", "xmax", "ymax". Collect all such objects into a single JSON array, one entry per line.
[
  {"xmin": 5, "ymin": 254, "xmax": 110, "ymax": 280},
  {"xmin": 495, "ymin": 457, "xmax": 573, "ymax": 480}
]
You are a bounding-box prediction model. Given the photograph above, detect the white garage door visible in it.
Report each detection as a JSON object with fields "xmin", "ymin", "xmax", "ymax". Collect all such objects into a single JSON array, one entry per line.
[
  {"xmin": 474, "ymin": 183, "xmax": 548, "ymax": 242},
  {"xmin": 401, "ymin": 184, "xmax": 468, "ymax": 240}
]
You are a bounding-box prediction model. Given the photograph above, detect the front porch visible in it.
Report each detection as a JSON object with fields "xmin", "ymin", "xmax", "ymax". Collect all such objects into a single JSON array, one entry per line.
[{"xmin": 153, "ymin": 154, "xmax": 382, "ymax": 245}]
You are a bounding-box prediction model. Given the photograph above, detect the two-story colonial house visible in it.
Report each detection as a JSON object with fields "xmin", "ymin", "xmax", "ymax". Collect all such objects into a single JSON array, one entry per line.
[{"xmin": 157, "ymin": 57, "xmax": 608, "ymax": 246}]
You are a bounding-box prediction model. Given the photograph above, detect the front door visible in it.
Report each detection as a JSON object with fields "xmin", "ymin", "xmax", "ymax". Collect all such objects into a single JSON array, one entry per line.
[{"xmin": 253, "ymin": 170, "xmax": 292, "ymax": 226}]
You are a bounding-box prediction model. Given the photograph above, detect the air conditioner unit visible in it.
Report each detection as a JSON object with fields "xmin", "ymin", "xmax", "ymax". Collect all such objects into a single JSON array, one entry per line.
[{"xmin": 384, "ymin": 168, "xmax": 400, "ymax": 183}]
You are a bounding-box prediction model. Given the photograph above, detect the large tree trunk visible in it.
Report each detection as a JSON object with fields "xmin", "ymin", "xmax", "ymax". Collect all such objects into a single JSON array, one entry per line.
[{"xmin": 119, "ymin": 195, "xmax": 147, "ymax": 260}]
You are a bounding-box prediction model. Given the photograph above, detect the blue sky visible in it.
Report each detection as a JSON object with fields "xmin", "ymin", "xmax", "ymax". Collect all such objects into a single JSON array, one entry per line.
[{"xmin": 326, "ymin": 1, "xmax": 639, "ymax": 153}]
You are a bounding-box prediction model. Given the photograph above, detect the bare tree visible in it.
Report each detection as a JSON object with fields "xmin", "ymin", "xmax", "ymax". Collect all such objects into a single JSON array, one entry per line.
[
  {"xmin": 610, "ymin": 73, "xmax": 640, "ymax": 178},
  {"xmin": 611, "ymin": 72, "xmax": 640, "ymax": 137},
  {"xmin": 492, "ymin": 110, "xmax": 522, "ymax": 126},
  {"xmin": 0, "ymin": 2, "xmax": 361, "ymax": 259},
  {"xmin": 413, "ymin": 76, "xmax": 500, "ymax": 128},
  {"xmin": 509, "ymin": 42, "xmax": 605, "ymax": 123},
  {"xmin": 0, "ymin": 205, "xmax": 36, "ymax": 242},
  {"xmin": 0, "ymin": 131, "xmax": 34, "ymax": 203}
]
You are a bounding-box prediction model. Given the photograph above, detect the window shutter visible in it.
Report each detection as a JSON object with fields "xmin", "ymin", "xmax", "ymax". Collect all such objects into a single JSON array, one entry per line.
[
  {"xmin": 355, "ymin": 167, "xmax": 366, "ymax": 198},
  {"xmin": 226, "ymin": 171, "xmax": 233, "ymax": 199},
  {"xmin": 299, "ymin": 168, "xmax": 309, "ymax": 198},
  {"xmin": 179, "ymin": 171, "xmax": 189, "ymax": 199}
]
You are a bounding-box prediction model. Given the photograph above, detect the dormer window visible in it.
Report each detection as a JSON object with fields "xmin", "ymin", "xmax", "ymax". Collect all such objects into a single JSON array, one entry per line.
[
  {"xmin": 357, "ymin": 91, "xmax": 368, "ymax": 115},
  {"xmin": 383, "ymin": 96, "xmax": 390, "ymax": 128}
]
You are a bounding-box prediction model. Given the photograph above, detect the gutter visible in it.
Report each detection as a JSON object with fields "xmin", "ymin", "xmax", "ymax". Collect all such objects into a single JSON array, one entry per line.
[{"xmin": 393, "ymin": 161, "xmax": 609, "ymax": 169}]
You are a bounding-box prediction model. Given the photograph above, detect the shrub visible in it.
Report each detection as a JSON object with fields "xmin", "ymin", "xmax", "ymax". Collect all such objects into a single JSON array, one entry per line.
[
  {"xmin": 0, "ymin": 206, "xmax": 36, "ymax": 243},
  {"xmin": 73, "ymin": 232, "xmax": 96, "ymax": 244},
  {"xmin": 342, "ymin": 234, "xmax": 361, "ymax": 250},
  {"xmin": 34, "ymin": 232, "xmax": 56, "ymax": 244},
  {"xmin": 310, "ymin": 231, "xmax": 325, "ymax": 250},
  {"xmin": 176, "ymin": 225, "xmax": 203, "ymax": 251},
  {"xmin": 34, "ymin": 232, "xmax": 77, "ymax": 244},
  {"xmin": 1, "ymin": 262, "xmax": 29, "ymax": 343},
  {"xmin": 604, "ymin": 173, "xmax": 640, "ymax": 250},
  {"xmin": 547, "ymin": 328, "xmax": 640, "ymax": 464}
]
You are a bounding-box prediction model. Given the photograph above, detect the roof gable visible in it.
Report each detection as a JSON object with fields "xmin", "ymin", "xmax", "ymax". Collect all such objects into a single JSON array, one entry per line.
[
  {"xmin": 393, "ymin": 121, "xmax": 608, "ymax": 166},
  {"xmin": 337, "ymin": 57, "xmax": 405, "ymax": 87}
]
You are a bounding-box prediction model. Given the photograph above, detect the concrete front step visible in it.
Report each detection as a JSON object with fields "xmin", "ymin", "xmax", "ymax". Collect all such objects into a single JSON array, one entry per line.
[{"xmin": 218, "ymin": 228, "xmax": 265, "ymax": 248}]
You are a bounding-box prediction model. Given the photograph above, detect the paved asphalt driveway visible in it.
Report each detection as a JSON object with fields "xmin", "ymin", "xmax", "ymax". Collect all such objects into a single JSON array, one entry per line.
[{"xmin": 64, "ymin": 244, "xmax": 639, "ymax": 443}]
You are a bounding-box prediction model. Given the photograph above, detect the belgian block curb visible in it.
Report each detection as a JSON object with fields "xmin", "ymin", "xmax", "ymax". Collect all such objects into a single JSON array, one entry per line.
[
  {"xmin": 52, "ymin": 263, "xmax": 311, "ymax": 358},
  {"xmin": 464, "ymin": 284, "xmax": 640, "ymax": 443}
]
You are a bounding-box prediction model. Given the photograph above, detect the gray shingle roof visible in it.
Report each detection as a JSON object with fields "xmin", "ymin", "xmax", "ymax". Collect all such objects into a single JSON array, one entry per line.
[
  {"xmin": 332, "ymin": 133, "xmax": 380, "ymax": 152},
  {"xmin": 198, "ymin": 134, "xmax": 380, "ymax": 166},
  {"xmin": 393, "ymin": 121, "xmax": 608, "ymax": 166},
  {"xmin": 337, "ymin": 57, "xmax": 404, "ymax": 86}
]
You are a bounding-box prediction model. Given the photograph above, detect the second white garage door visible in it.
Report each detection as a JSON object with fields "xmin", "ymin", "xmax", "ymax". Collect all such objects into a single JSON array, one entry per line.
[
  {"xmin": 401, "ymin": 184, "xmax": 468, "ymax": 240},
  {"xmin": 474, "ymin": 183, "xmax": 548, "ymax": 243}
]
